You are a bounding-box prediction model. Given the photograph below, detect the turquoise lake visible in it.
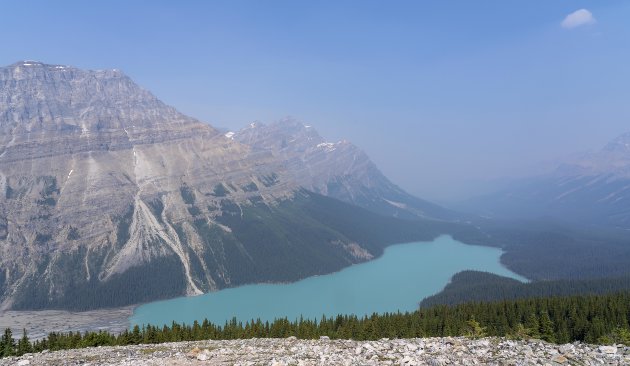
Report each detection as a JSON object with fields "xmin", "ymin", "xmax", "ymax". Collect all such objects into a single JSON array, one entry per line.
[{"xmin": 131, "ymin": 235, "xmax": 526, "ymax": 327}]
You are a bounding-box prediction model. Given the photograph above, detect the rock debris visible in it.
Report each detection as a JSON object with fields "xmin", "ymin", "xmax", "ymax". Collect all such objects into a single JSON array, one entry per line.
[{"xmin": 2, "ymin": 337, "xmax": 629, "ymax": 366}]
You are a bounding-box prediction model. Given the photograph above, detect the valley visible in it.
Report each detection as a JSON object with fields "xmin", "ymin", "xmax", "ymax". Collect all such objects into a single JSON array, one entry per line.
[
  {"xmin": 3, "ymin": 3, "xmax": 630, "ymax": 364},
  {"xmin": 1, "ymin": 60, "xmax": 630, "ymax": 358},
  {"xmin": 130, "ymin": 235, "xmax": 525, "ymax": 328}
]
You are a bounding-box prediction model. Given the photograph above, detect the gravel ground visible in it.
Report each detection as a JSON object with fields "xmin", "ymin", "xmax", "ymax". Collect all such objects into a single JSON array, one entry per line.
[
  {"xmin": 0, "ymin": 308, "xmax": 132, "ymax": 340},
  {"xmin": 1, "ymin": 336, "xmax": 629, "ymax": 366}
]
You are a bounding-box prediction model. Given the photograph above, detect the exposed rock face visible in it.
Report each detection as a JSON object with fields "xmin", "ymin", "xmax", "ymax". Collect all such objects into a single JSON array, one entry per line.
[
  {"xmin": 0, "ymin": 61, "xmax": 414, "ymax": 308},
  {"xmin": 231, "ymin": 118, "xmax": 458, "ymax": 221},
  {"xmin": 457, "ymin": 131, "xmax": 630, "ymax": 228},
  {"xmin": 2, "ymin": 337, "xmax": 629, "ymax": 366},
  {"xmin": 0, "ymin": 61, "xmax": 452, "ymax": 311}
]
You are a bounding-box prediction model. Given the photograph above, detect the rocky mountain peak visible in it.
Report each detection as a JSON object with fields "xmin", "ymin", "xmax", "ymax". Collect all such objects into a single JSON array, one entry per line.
[
  {"xmin": 8, "ymin": 60, "xmax": 64, "ymax": 69},
  {"xmin": 0, "ymin": 61, "xmax": 217, "ymax": 162},
  {"xmin": 8, "ymin": 60, "xmax": 49, "ymax": 68},
  {"xmin": 2, "ymin": 60, "xmax": 124, "ymax": 82},
  {"xmin": 602, "ymin": 131, "xmax": 630, "ymax": 154},
  {"xmin": 0, "ymin": 61, "xmax": 457, "ymax": 311},
  {"xmin": 232, "ymin": 118, "xmax": 457, "ymax": 221},
  {"xmin": 234, "ymin": 117, "xmax": 325, "ymax": 153},
  {"xmin": 274, "ymin": 116, "xmax": 311, "ymax": 129},
  {"xmin": 0, "ymin": 60, "xmax": 299, "ymax": 310}
]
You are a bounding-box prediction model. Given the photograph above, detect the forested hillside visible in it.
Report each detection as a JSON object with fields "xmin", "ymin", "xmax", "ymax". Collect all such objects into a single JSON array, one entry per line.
[
  {"xmin": 421, "ymin": 271, "xmax": 630, "ymax": 307},
  {"xmin": 452, "ymin": 219, "xmax": 630, "ymax": 281}
]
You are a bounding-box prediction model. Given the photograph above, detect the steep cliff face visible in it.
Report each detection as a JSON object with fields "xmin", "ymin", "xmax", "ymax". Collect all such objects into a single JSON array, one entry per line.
[
  {"xmin": 2, "ymin": 61, "xmax": 435, "ymax": 310},
  {"xmin": 231, "ymin": 118, "xmax": 458, "ymax": 221}
]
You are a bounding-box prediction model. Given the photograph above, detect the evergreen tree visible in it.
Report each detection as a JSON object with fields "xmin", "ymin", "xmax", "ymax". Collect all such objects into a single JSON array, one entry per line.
[
  {"xmin": 2, "ymin": 291, "xmax": 630, "ymax": 360},
  {"xmin": 131, "ymin": 325, "xmax": 141, "ymax": 345},
  {"xmin": 16, "ymin": 329, "xmax": 32, "ymax": 356},
  {"xmin": 1, "ymin": 328, "xmax": 15, "ymax": 357},
  {"xmin": 555, "ymin": 321, "xmax": 570, "ymax": 344},
  {"xmin": 510, "ymin": 323, "xmax": 530, "ymax": 340},
  {"xmin": 539, "ymin": 312, "xmax": 556, "ymax": 343},
  {"xmin": 599, "ymin": 327, "xmax": 630, "ymax": 346},
  {"xmin": 524, "ymin": 313, "xmax": 540, "ymax": 339},
  {"xmin": 465, "ymin": 317, "xmax": 486, "ymax": 340}
]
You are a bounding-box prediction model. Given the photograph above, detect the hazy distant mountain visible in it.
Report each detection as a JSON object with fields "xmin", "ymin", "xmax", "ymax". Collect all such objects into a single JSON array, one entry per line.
[
  {"xmin": 230, "ymin": 118, "xmax": 459, "ymax": 221},
  {"xmin": 457, "ymin": 132, "xmax": 630, "ymax": 228},
  {"xmin": 0, "ymin": 61, "xmax": 457, "ymax": 310}
]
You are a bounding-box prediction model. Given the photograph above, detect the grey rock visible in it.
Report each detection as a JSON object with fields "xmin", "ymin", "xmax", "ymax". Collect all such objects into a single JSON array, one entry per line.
[
  {"xmin": 1, "ymin": 337, "xmax": 617, "ymax": 366},
  {"xmin": 196, "ymin": 350, "xmax": 210, "ymax": 361},
  {"xmin": 598, "ymin": 345, "xmax": 617, "ymax": 354},
  {"xmin": 558, "ymin": 344, "xmax": 575, "ymax": 354},
  {"xmin": 406, "ymin": 343, "xmax": 419, "ymax": 352}
]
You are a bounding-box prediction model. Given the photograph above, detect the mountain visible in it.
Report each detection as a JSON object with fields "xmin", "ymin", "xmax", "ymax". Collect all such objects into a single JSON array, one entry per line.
[
  {"xmin": 457, "ymin": 132, "xmax": 630, "ymax": 228},
  {"xmin": 229, "ymin": 118, "xmax": 459, "ymax": 221},
  {"xmin": 0, "ymin": 61, "xmax": 458, "ymax": 310}
]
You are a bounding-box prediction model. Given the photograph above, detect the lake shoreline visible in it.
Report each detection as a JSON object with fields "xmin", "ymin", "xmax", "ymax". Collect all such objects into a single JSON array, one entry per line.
[
  {"xmin": 131, "ymin": 235, "xmax": 525, "ymax": 328},
  {"xmin": 0, "ymin": 236, "xmax": 525, "ymax": 336}
]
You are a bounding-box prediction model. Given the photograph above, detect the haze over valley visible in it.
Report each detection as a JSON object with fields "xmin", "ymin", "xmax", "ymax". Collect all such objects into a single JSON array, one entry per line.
[{"xmin": 1, "ymin": 1, "xmax": 630, "ymax": 364}]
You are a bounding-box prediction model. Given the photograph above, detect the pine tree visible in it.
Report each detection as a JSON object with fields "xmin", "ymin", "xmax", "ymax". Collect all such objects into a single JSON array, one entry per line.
[
  {"xmin": 16, "ymin": 329, "xmax": 32, "ymax": 356},
  {"xmin": 131, "ymin": 325, "xmax": 141, "ymax": 345},
  {"xmin": 1, "ymin": 328, "xmax": 15, "ymax": 357},
  {"xmin": 510, "ymin": 323, "xmax": 531, "ymax": 340},
  {"xmin": 524, "ymin": 313, "xmax": 540, "ymax": 339},
  {"xmin": 539, "ymin": 312, "xmax": 556, "ymax": 343},
  {"xmin": 556, "ymin": 321, "xmax": 570, "ymax": 344}
]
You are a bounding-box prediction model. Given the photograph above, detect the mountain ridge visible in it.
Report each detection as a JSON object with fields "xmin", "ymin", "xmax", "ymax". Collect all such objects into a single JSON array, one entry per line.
[
  {"xmin": 0, "ymin": 61, "xmax": 462, "ymax": 310},
  {"xmin": 456, "ymin": 131, "xmax": 630, "ymax": 228},
  {"xmin": 230, "ymin": 117, "xmax": 460, "ymax": 222}
]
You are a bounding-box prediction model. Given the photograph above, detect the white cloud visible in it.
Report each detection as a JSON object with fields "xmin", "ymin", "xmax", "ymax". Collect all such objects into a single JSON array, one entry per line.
[{"xmin": 561, "ymin": 9, "xmax": 596, "ymax": 29}]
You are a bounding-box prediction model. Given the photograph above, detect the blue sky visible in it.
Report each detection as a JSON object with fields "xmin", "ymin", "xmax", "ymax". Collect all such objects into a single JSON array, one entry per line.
[{"xmin": 2, "ymin": 1, "xmax": 629, "ymax": 201}]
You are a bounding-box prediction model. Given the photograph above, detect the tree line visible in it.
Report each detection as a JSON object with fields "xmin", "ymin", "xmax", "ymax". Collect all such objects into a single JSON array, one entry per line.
[
  {"xmin": 420, "ymin": 271, "xmax": 630, "ymax": 307},
  {"xmin": 2, "ymin": 291, "xmax": 630, "ymax": 358}
]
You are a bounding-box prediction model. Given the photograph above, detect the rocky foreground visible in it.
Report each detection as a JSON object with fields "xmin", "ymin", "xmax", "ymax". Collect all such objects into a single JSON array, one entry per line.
[{"xmin": 1, "ymin": 337, "xmax": 629, "ymax": 366}]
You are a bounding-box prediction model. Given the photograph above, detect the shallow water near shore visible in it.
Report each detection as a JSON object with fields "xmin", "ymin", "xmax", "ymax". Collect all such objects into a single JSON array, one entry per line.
[{"xmin": 131, "ymin": 235, "xmax": 526, "ymax": 327}]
